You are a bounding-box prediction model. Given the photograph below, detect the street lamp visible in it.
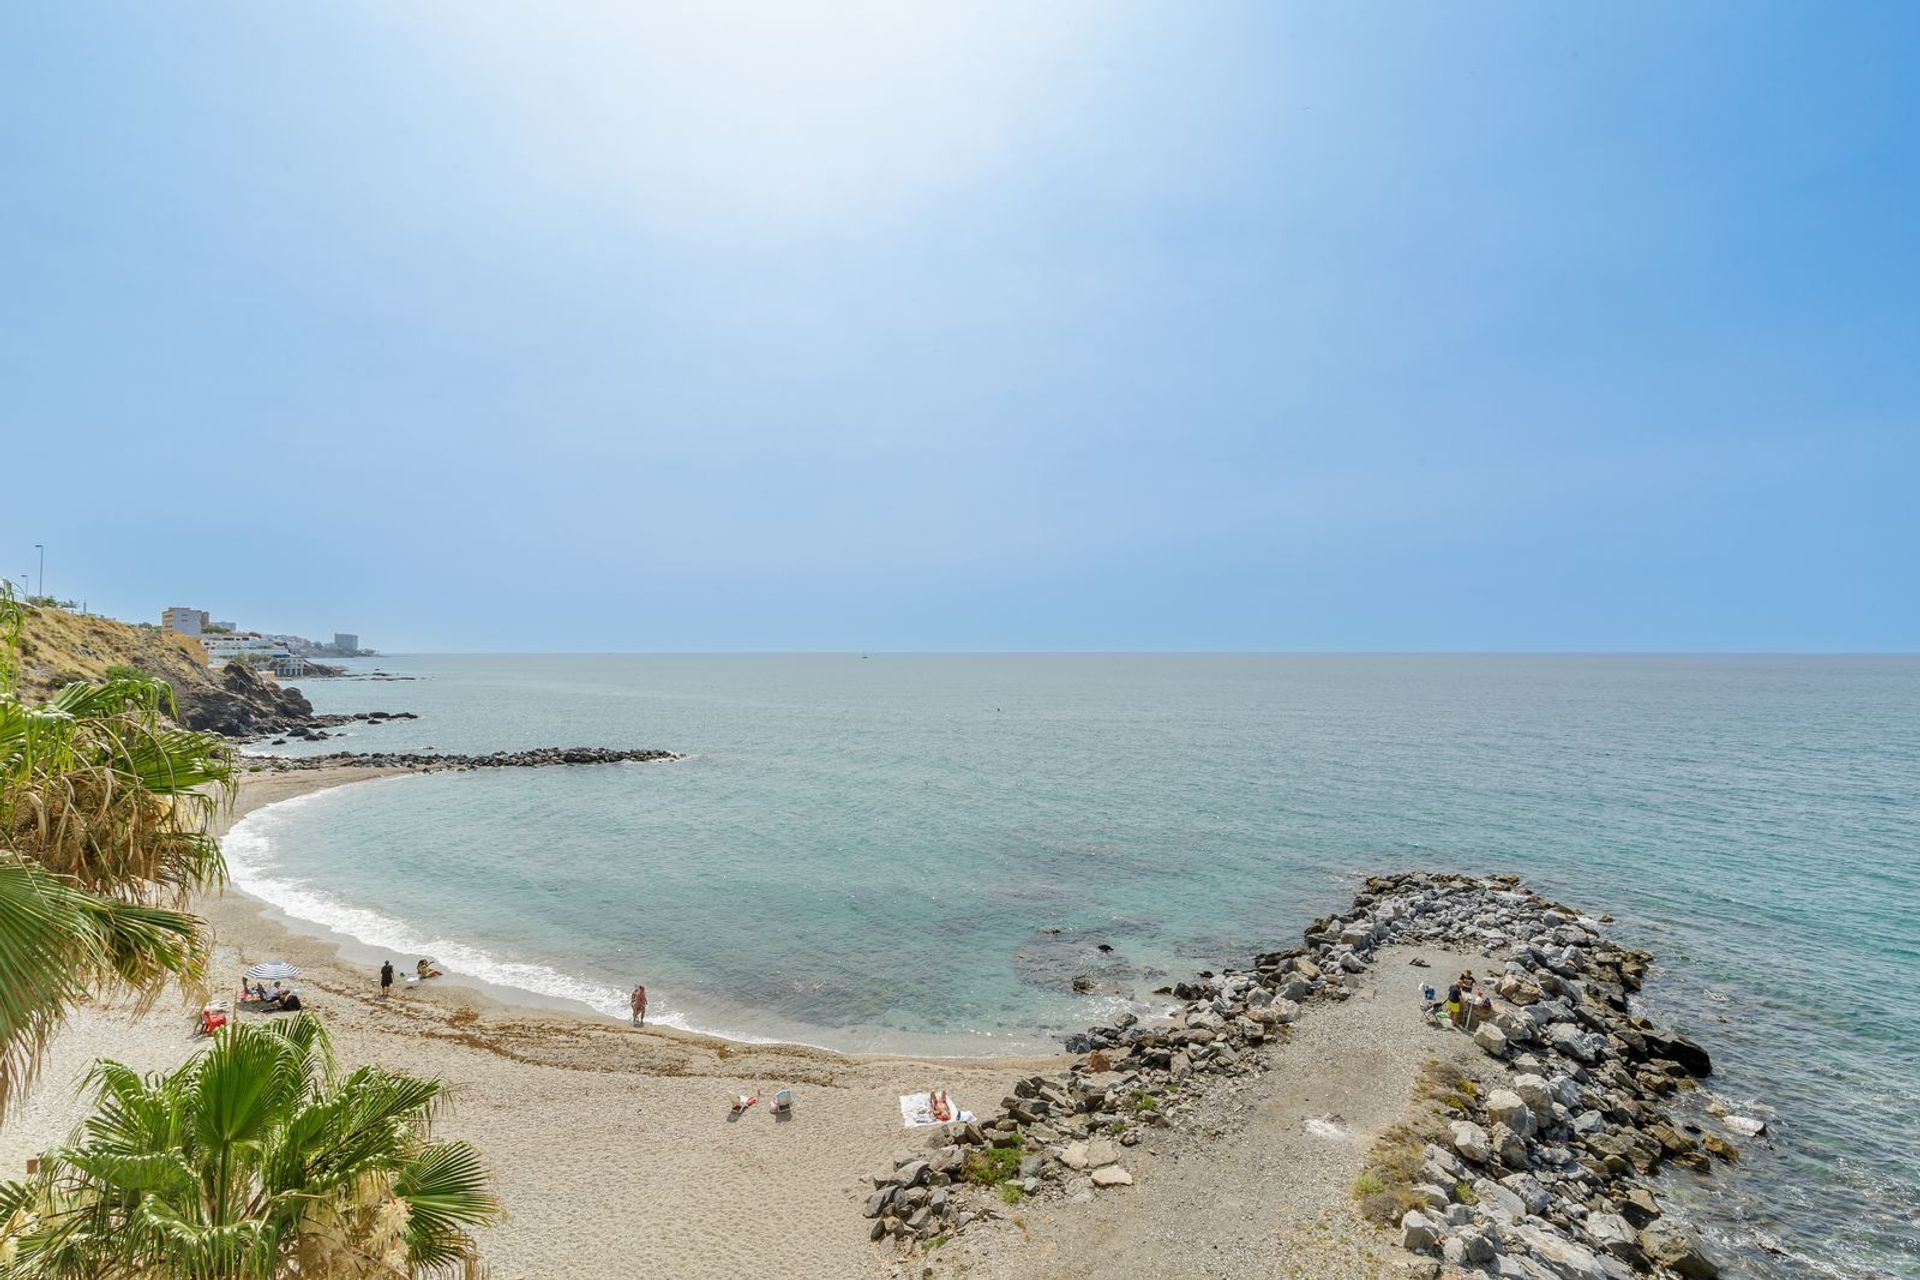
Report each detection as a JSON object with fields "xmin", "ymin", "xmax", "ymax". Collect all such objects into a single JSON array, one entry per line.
[{"xmin": 34, "ymin": 544, "xmax": 43, "ymax": 598}]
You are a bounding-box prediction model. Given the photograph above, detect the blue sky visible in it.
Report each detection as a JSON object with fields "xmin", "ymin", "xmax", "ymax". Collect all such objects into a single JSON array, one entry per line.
[{"xmin": 2, "ymin": 2, "xmax": 1914, "ymax": 651}]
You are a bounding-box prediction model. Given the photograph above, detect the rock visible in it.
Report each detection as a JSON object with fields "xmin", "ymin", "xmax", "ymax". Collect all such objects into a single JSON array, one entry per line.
[
  {"xmin": 1489, "ymin": 1121, "xmax": 1530, "ymax": 1167},
  {"xmin": 1401, "ymin": 1209, "xmax": 1441, "ymax": 1251},
  {"xmin": 1425, "ymin": 1142, "xmax": 1465, "ymax": 1180},
  {"xmin": 1700, "ymin": 1133, "xmax": 1739, "ymax": 1163},
  {"xmin": 1411, "ymin": 1182, "xmax": 1451, "ymax": 1210},
  {"xmin": 1472, "ymin": 1177, "xmax": 1527, "ymax": 1222},
  {"xmin": 1058, "ymin": 1141, "xmax": 1089, "ymax": 1171},
  {"xmin": 863, "ymin": 1188, "xmax": 893, "ymax": 1218},
  {"xmin": 1451, "ymin": 1120, "xmax": 1492, "ymax": 1164},
  {"xmin": 1586, "ymin": 1213, "xmax": 1648, "ymax": 1269},
  {"xmin": 1641, "ymin": 1030, "xmax": 1712, "ymax": 1077},
  {"xmin": 1639, "ymin": 1221, "xmax": 1719, "ymax": 1278},
  {"xmin": 1497, "ymin": 1171, "xmax": 1551, "ymax": 1213},
  {"xmin": 1090, "ymin": 1165, "xmax": 1132, "ymax": 1187},
  {"xmin": 1547, "ymin": 1023, "xmax": 1598, "ymax": 1062},
  {"xmin": 1458, "ymin": 1228, "xmax": 1499, "ymax": 1265},
  {"xmin": 1511, "ymin": 1224, "xmax": 1610, "ymax": 1280},
  {"xmin": 1084, "ymin": 1138, "xmax": 1119, "ymax": 1168},
  {"xmin": 1476, "ymin": 1022, "xmax": 1510, "ymax": 1057},
  {"xmin": 1486, "ymin": 1089, "xmax": 1536, "ymax": 1138},
  {"xmin": 1510, "ymin": 1073, "xmax": 1554, "ymax": 1116},
  {"xmin": 1617, "ymin": 1187, "xmax": 1660, "ymax": 1228},
  {"xmin": 1721, "ymin": 1114, "xmax": 1767, "ymax": 1138},
  {"xmin": 893, "ymin": 1160, "xmax": 929, "ymax": 1187}
]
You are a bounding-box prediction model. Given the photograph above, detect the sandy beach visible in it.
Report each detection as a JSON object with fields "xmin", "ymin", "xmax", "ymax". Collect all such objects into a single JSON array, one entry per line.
[
  {"xmin": 0, "ymin": 768, "xmax": 1062, "ymax": 1278},
  {"xmin": 0, "ymin": 767, "xmax": 1471, "ymax": 1279}
]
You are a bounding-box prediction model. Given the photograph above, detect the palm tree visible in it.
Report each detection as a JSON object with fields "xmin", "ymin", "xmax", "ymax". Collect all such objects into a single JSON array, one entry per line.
[
  {"xmin": 0, "ymin": 585, "xmax": 236, "ymax": 1113},
  {"xmin": 0, "ymin": 1015, "xmax": 497, "ymax": 1278}
]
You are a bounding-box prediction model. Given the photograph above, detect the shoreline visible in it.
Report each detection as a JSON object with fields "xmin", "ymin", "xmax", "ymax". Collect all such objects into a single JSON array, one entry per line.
[
  {"xmin": 2, "ymin": 765, "xmax": 1072, "ymax": 1279},
  {"xmin": 0, "ymin": 766, "xmax": 1746, "ymax": 1279},
  {"xmin": 214, "ymin": 762, "xmax": 1064, "ymax": 1061}
]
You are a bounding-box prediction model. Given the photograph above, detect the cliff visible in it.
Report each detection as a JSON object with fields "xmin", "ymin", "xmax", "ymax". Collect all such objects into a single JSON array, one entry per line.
[{"xmin": 12, "ymin": 605, "xmax": 317, "ymax": 737}]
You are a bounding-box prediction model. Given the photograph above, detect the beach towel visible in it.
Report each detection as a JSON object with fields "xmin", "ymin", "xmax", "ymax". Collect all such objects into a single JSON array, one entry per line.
[{"xmin": 898, "ymin": 1092, "xmax": 976, "ymax": 1129}]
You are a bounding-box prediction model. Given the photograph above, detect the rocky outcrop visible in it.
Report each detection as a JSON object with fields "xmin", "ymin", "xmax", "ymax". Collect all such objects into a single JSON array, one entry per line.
[
  {"xmin": 177, "ymin": 660, "xmax": 317, "ymax": 737},
  {"xmin": 861, "ymin": 872, "xmax": 1733, "ymax": 1280},
  {"xmin": 245, "ymin": 746, "xmax": 681, "ymax": 772}
]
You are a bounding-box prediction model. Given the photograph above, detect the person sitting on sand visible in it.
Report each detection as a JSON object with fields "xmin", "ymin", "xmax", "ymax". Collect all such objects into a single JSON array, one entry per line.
[{"xmin": 417, "ymin": 959, "xmax": 444, "ymax": 980}]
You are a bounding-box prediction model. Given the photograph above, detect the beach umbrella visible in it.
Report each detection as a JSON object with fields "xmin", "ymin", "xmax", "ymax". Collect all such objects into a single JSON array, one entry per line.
[{"xmin": 244, "ymin": 961, "xmax": 301, "ymax": 981}]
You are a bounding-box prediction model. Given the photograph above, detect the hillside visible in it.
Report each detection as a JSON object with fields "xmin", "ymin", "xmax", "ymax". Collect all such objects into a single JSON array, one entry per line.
[{"xmin": 12, "ymin": 605, "xmax": 319, "ymax": 737}]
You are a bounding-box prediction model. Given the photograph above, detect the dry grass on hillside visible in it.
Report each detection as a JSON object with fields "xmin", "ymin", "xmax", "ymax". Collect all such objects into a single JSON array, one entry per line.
[{"xmin": 12, "ymin": 605, "xmax": 212, "ymax": 701}]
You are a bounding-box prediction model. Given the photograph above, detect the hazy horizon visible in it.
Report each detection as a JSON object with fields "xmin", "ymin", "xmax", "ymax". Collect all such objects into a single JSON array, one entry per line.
[{"xmin": 4, "ymin": 3, "xmax": 1915, "ymax": 652}]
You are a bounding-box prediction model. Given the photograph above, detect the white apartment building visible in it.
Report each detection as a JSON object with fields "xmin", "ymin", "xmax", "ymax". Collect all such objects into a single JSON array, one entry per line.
[{"xmin": 162, "ymin": 607, "xmax": 209, "ymax": 636}]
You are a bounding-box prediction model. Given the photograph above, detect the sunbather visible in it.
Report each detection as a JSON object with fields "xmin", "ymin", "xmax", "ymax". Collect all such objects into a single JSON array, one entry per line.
[{"xmin": 930, "ymin": 1090, "xmax": 952, "ymax": 1122}]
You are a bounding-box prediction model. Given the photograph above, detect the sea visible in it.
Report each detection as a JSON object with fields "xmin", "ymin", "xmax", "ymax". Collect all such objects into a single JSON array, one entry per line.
[{"xmin": 225, "ymin": 654, "xmax": 1919, "ymax": 1278}]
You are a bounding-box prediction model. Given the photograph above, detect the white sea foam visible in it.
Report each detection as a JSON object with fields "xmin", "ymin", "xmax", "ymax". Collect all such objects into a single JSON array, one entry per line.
[{"xmin": 226, "ymin": 789, "xmax": 788, "ymax": 1039}]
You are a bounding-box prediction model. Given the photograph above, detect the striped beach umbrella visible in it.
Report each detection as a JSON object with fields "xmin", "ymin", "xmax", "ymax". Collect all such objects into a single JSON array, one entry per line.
[{"xmin": 243, "ymin": 961, "xmax": 301, "ymax": 981}]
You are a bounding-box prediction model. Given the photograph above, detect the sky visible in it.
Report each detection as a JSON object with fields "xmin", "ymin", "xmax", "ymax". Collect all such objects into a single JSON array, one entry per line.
[{"xmin": 1, "ymin": 2, "xmax": 1914, "ymax": 652}]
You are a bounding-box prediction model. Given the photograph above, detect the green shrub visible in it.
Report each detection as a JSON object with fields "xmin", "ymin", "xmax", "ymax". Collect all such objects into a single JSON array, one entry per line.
[
  {"xmin": 961, "ymin": 1141, "xmax": 1023, "ymax": 1187},
  {"xmin": 997, "ymin": 1183, "xmax": 1024, "ymax": 1205}
]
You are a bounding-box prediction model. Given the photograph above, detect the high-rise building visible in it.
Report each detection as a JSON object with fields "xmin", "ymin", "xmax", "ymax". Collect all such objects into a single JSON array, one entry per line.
[
  {"xmin": 162, "ymin": 607, "xmax": 209, "ymax": 636},
  {"xmin": 333, "ymin": 633, "xmax": 360, "ymax": 653}
]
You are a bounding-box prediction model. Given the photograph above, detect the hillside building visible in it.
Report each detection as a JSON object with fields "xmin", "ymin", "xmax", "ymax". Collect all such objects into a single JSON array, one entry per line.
[{"xmin": 162, "ymin": 607, "xmax": 209, "ymax": 636}]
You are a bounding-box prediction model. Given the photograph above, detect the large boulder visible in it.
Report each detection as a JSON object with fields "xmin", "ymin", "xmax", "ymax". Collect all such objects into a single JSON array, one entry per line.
[
  {"xmin": 1510, "ymin": 1073, "xmax": 1554, "ymax": 1116},
  {"xmin": 1498, "ymin": 1171, "xmax": 1551, "ymax": 1214},
  {"xmin": 1471, "ymin": 1177, "xmax": 1527, "ymax": 1222},
  {"xmin": 1486, "ymin": 1088, "xmax": 1536, "ymax": 1138},
  {"xmin": 1585, "ymin": 1213, "xmax": 1648, "ymax": 1269},
  {"xmin": 1401, "ymin": 1209, "xmax": 1441, "ymax": 1252},
  {"xmin": 1511, "ymin": 1224, "xmax": 1611, "ymax": 1280},
  {"xmin": 1640, "ymin": 1030, "xmax": 1712, "ymax": 1077},
  {"xmin": 1475, "ymin": 1021, "xmax": 1510, "ymax": 1058},
  {"xmin": 1490, "ymin": 1121, "xmax": 1531, "ymax": 1167},
  {"xmin": 1451, "ymin": 1120, "xmax": 1492, "ymax": 1164},
  {"xmin": 1640, "ymin": 1221, "xmax": 1720, "ymax": 1278}
]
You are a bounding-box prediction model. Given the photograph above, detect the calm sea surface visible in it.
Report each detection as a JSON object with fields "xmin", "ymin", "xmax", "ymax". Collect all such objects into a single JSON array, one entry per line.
[{"xmin": 229, "ymin": 654, "xmax": 1919, "ymax": 1278}]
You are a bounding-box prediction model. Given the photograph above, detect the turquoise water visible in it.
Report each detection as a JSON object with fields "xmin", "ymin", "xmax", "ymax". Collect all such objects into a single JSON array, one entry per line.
[{"xmin": 232, "ymin": 654, "xmax": 1919, "ymax": 1278}]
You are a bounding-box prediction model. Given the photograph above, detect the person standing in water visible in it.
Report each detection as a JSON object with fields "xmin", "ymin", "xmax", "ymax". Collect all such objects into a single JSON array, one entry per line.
[
  {"xmin": 380, "ymin": 960, "xmax": 394, "ymax": 998},
  {"xmin": 630, "ymin": 983, "xmax": 648, "ymax": 1026}
]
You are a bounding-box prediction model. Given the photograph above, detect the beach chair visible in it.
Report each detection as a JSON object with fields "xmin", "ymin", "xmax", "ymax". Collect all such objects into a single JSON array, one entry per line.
[
  {"xmin": 726, "ymin": 1094, "xmax": 757, "ymax": 1122},
  {"xmin": 198, "ymin": 1004, "xmax": 229, "ymax": 1037},
  {"xmin": 770, "ymin": 1089, "xmax": 794, "ymax": 1120}
]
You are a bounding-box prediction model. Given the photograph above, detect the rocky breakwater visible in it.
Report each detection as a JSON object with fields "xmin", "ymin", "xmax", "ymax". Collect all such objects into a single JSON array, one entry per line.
[
  {"xmin": 246, "ymin": 747, "xmax": 681, "ymax": 772},
  {"xmin": 1326, "ymin": 873, "xmax": 1740, "ymax": 1280},
  {"xmin": 862, "ymin": 872, "xmax": 1745, "ymax": 1280}
]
